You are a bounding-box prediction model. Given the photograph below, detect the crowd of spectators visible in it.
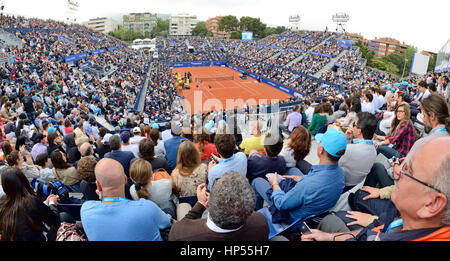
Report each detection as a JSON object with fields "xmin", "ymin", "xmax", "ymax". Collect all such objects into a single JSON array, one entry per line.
[{"xmin": 0, "ymin": 13, "xmax": 450, "ymax": 243}]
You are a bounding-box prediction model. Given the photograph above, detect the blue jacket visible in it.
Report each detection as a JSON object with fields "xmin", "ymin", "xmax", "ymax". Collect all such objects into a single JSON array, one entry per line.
[
  {"xmin": 164, "ymin": 136, "xmax": 187, "ymax": 171},
  {"xmin": 271, "ymin": 164, "xmax": 345, "ymax": 221},
  {"xmin": 104, "ymin": 150, "xmax": 135, "ymax": 178}
]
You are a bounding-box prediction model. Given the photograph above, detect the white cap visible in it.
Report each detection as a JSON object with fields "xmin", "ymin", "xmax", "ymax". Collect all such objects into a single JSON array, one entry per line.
[
  {"xmin": 39, "ymin": 113, "xmax": 48, "ymax": 118},
  {"xmin": 133, "ymin": 127, "xmax": 141, "ymax": 133},
  {"xmin": 102, "ymin": 133, "xmax": 113, "ymax": 144}
]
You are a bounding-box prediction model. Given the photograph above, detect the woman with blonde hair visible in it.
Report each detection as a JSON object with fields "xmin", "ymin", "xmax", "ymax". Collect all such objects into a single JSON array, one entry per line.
[
  {"xmin": 129, "ymin": 159, "xmax": 175, "ymax": 216},
  {"xmin": 374, "ymin": 103, "xmax": 416, "ymax": 158},
  {"xmin": 171, "ymin": 140, "xmax": 207, "ymax": 197}
]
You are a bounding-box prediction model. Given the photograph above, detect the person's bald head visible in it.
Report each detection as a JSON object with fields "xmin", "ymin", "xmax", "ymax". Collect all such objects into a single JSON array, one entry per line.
[
  {"xmin": 95, "ymin": 158, "xmax": 126, "ymax": 190},
  {"xmin": 392, "ymin": 137, "xmax": 450, "ymax": 227},
  {"xmin": 79, "ymin": 142, "xmax": 93, "ymax": 157}
]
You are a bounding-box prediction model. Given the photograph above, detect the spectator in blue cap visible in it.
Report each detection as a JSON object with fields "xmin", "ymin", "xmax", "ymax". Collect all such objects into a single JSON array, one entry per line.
[{"xmin": 252, "ymin": 128, "xmax": 347, "ymax": 223}]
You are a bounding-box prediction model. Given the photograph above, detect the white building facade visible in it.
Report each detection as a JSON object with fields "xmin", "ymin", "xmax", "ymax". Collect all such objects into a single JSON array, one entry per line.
[
  {"xmin": 170, "ymin": 13, "xmax": 197, "ymax": 36},
  {"xmin": 84, "ymin": 17, "xmax": 118, "ymax": 34}
]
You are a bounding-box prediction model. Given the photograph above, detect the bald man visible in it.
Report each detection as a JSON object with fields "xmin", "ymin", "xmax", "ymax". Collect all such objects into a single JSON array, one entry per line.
[
  {"xmin": 302, "ymin": 137, "xmax": 450, "ymax": 241},
  {"xmin": 80, "ymin": 158, "xmax": 171, "ymax": 241}
]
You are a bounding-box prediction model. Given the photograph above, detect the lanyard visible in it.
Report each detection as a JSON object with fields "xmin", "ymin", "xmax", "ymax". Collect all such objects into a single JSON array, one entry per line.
[
  {"xmin": 101, "ymin": 197, "xmax": 127, "ymax": 203},
  {"xmin": 219, "ymin": 154, "xmax": 235, "ymax": 164},
  {"xmin": 386, "ymin": 218, "xmax": 403, "ymax": 232},
  {"xmin": 431, "ymin": 127, "xmax": 447, "ymax": 135},
  {"xmin": 353, "ymin": 139, "xmax": 374, "ymax": 145}
]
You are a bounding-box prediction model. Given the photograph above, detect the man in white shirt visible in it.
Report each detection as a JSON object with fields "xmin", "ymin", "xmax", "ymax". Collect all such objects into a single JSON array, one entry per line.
[
  {"xmin": 304, "ymin": 100, "xmax": 314, "ymax": 126},
  {"xmin": 120, "ymin": 131, "xmax": 139, "ymax": 158},
  {"xmin": 161, "ymin": 122, "xmax": 173, "ymax": 142},
  {"xmin": 361, "ymin": 93, "xmax": 375, "ymax": 114},
  {"xmin": 129, "ymin": 127, "xmax": 146, "ymax": 145}
]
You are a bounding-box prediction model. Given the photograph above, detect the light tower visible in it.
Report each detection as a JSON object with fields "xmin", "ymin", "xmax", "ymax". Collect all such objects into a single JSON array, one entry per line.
[
  {"xmin": 332, "ymin": 13, "xmax": 349, "ymax": 33},
  {"xmin": 289, "ymin": 15, "xmax": 301, "ymax": 31},
  {"xmin": 66, "ymin": 0, "xmax": 79, "ymax": 24}
]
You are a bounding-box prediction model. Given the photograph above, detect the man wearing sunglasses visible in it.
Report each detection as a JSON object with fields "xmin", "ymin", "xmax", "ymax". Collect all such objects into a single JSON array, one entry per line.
[{"xmin": 302, "ymin": 137, "xmax": 450, "ymax": 241}]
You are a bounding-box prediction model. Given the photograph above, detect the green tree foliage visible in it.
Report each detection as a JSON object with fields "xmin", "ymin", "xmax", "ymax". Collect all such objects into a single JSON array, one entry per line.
[
  {"xmin": 109, "ymin": 29, "xmax": 144, "ymax": 42},
  {"xmin": 239, "ymin": 16, "xmax": 266, "ymax": 39},
  {"xmin": 192, "ymin": 21, "xmax": 211, "ymax": 37},
  {"xmin": 150, "ymin": 18, "xmax": 169, "ymax": 38},
  {"xmin": 230, "ymin": 30, "xmax": 242, "ymax": 39},
  {"xmin": 218, "ymin": 15, "xmax": 239, "ymax": 32}
]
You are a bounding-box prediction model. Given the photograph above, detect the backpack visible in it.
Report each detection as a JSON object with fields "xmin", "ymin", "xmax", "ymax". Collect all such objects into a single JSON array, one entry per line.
[{"xmin": 31, "ymin": 178, "xmax": 71, "ymax": 204}]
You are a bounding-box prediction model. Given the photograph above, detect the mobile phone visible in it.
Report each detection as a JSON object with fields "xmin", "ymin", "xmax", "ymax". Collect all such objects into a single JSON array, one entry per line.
[{"xmin": 299, "ymin": 222, "xmax": 312, "ymax": 235}]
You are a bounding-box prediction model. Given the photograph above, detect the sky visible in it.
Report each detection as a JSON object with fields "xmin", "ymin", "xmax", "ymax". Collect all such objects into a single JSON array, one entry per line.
[{"xmin": 1, "ymin": 0, "xmax": 449, "ymax": 52}]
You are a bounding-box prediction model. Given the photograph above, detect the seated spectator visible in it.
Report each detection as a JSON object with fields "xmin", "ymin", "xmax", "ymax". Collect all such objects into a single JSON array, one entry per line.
[
  {"xmin": 195, "ymin": 129, "xmax": 218, "ymax": 162},
  {"xmin": 80, "ymin": 158, "xmax": 171, "ymax": 241},
  {"xmin": 77, "ymin": 156, "xmax": 99, "ymax": 201},
  {"xmin": 337, "ymin": 100, "xmax": 361, "ymax": 128},
  {"xmin": 338, "ymin": 112, "xmax": 378, "ymax": 191},
  {"xmin": 79, "ymin": 142, "xmax": 96, "ymax": 160},
  {"xmin": 129, "ymin": 159, "xmax": 175, "ymax": 217},
  {"xmin": 50, "ymin": 149, "xmax": 82, "ymax": 192},
  {"xmin": 361, "ymin": 92, "xmax": 375, "ymax": 114},
  {"xmin": 374, "ymin": 104, "xmax": 417, "ymax": 159},
  {"xmin": 164, "ymin": 122, "xmax": 187, "ymax": 172},
  {"xmin": 302, "ymin": 137, "xmax": 450, "ymax": 241},
  {"xmin": 120, "ymin": 131, "xmax": 139, "ymax": 158},
  {"xmin": 132, "ymin": 138, "xmax": 169, "ymax": 172},
  {"xmin": 34, "ymin": 153, "xmax": 54, "ymax": 179},
  {"xmin": 308, "ymin": 104, "xmax": 328, "ymax": 135},
  {"xmin": 150, "ymin": 128, "xmax": 166, "ymax": 159},
  {"xmin": 130, "ymin": 127, "xmax": 146, "ymax": 145},
  {"xmin": 279, "ymin": 126, "xmax": 312, "ymax": 169},
  {"xmin": 169, "ymin": 171, "xmax": 269, "ymax": 241},
  {"xmin": 281, "ymin": 105, "xmax": 302, "ymax": 133},
  {"xmin": 207, "ymin": 134, "xmax": 247, "ymax": 191},
  {"xmin": 246, "ymin": 133, "xmax": 287, "ymax": 184},
  {"xmin": 31, "ymin": 134, "xmax": 47, "ymax": 163},
  {"xmin": 324, "ymin": 103, "xmax": 336, "ymax": 124},
  {"xmin": 64, "ymin": 119, "xmax": 74, "ymax": 135},
  {"xmin": 47, "ymin": 131, "xmax": 65, "ymax": 156},
  {"xmin": 0, "ymin": 167, "xmax": 61, "ymax": 241},
  {"xmin": 6, "ymin": 149, "xmax": 40, "ymax": 182},
  {"xmin": 253, "ymin": 128, "xmax": 347, "ymax": 222},
  {"xmin": 172, "ymin": 140, "xmax": 207, "ymax": 197},
  {"xmin": 104, "ymin": 135, "xmax": 135, "ymax": 182},
  {"xmin": 240, "ymin": 120, "xmax": 265, "ymax": 155},
  {"xmin": 161, "ymin": 122, "xmax": 173, "ymax": 141},
  {"xmin": 63, "ymin": 133, "xmax": 81, "ymax": 165},
  {"xmin": 96, "ymin": 133, "xmax": 112, "ymax": 159}
]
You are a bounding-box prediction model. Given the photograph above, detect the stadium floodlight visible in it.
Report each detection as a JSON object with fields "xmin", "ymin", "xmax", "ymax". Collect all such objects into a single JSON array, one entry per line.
[
  {"xmin": 332, "ymin": 13, "xmax": 349, "ymax": 33},
  {"xmin": 66, "ymin": 0, "xmax": 79, "ymax": 24},
  {"xmin": 289, "ymin": 15, "xmax": 301, "ymax": 31}
]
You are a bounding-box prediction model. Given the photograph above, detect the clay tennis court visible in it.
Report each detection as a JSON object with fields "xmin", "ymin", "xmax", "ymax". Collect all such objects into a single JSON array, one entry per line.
[{"xmin": 172, "ymin": 66, "xmax": 291, "ymax": 113}]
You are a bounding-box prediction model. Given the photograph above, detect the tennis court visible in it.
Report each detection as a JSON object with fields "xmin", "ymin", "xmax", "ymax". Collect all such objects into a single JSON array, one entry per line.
[{"xmin": 172, "ymin": 66, "xmax": 291, "ymax": 113}]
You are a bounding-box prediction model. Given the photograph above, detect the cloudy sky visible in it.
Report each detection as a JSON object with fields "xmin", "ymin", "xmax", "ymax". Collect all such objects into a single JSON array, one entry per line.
[{"xmin": 2, "ymin": 0, "xmax": 449, "ymax": 52}]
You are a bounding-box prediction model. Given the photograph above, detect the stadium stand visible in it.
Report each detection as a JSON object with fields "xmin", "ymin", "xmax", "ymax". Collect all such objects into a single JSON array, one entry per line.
[{"xmin": 0, "ymin": 13, "xmax": 449, "ymax": 242}]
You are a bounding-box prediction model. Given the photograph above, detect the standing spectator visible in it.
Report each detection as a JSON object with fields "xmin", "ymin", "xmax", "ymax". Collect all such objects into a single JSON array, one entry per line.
[
  {"xmin": 80, "ymin": 158, "xmax": 171, "ymax": 241},
  {"xmin": 169, "ymin": 171, "xmax": 269, "ymax": 241},
  {"xmin": 171, "ymin": 141, "xmax": 207, "ymax": 197}
]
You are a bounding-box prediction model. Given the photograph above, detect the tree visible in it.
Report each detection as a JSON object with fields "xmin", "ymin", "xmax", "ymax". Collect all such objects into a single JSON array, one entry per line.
[
  {"xmin": 150, "ymin": 18, "xmax": 169, "ymax": 38},
  {"xmin": 402, "ymin": 46, "xmax": 417, "ymax": 77},
  {"xmin": 230, "ymin": 30, "xmax": 242, "ymax": 40},
  {"xmin": 218, "ymin": 15, "xmax": 239, "ymax": 33},
  {"xmin": 192, "ymin": 21, "xmax": 210, "ymax": 37},
  {"xmin": 239, "ymin": 16, "xmax": 266, "ymax": 39},
  {"xmin": 427, "ymin": 54, "xmax": 437, "ymax": 72}
]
